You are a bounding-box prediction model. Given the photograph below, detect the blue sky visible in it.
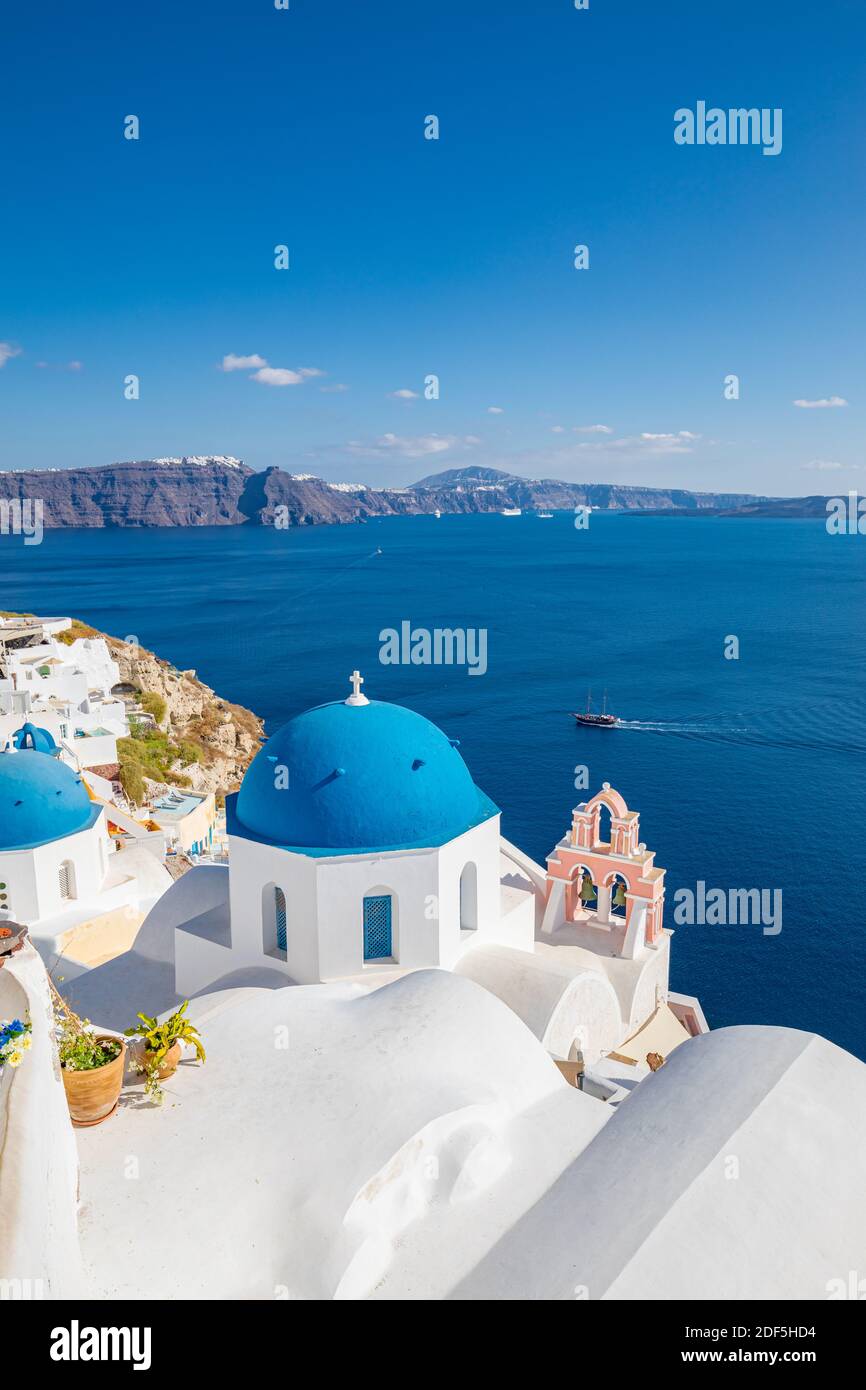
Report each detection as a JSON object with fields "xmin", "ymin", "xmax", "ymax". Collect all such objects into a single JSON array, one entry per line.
[{"xmin": 1, "ymin": 0, "xmax": 864, "ymax": 493}]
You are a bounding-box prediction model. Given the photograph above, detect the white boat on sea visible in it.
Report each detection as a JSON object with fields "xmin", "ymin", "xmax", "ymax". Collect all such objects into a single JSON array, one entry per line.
[{"xmin": 501, "ymin": 507, "xmax": 522, "ymax": 516}]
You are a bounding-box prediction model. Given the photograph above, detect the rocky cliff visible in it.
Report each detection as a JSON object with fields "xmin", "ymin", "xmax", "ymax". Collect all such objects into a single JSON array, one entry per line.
[
  {"xmin": 1, "ymin": 457, "xmax": 253, "ymax": 528},
  {"xmin": 0, "ymin": 456, "xmax": 823, "ymax": 526},
  {"xmin": 61, "ymin": 619, "xmax": 264, "ymax": 802}
]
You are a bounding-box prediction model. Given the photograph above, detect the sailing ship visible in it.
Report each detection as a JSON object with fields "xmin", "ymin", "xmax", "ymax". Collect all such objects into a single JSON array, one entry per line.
[{"xmin": 571, "ymin": 689, "xmax": 617, "ymax": 727}]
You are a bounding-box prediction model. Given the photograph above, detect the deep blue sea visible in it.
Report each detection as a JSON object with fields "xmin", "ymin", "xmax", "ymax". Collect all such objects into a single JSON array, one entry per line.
[{"xmin": 2, "ymin": 513, "xmax": 864, "ymax": 1057}]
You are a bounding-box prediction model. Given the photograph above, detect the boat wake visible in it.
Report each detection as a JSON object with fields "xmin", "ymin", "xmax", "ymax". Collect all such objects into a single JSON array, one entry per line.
[{"xmin": 613, "ymin": 705, "xmax": 866, "ymax": 756}]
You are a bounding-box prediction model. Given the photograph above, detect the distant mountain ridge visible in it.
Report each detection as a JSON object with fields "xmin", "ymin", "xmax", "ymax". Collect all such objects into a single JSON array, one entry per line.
[{"xmin": 0, "ymin": 456, "xmax": 831, "ymax": 527}]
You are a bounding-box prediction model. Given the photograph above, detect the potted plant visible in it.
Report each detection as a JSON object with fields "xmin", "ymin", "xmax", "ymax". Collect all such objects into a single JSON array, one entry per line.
[
  {"xmin": 51, "ymin": 985, "xmax": 125, "ymax": 1127},
  {"xmin": 124, "ymin": 1000, "xmax": 205, "ymax": 1103}
]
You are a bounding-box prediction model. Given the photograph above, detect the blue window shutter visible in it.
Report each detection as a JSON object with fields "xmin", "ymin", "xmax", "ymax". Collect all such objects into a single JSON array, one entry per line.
[
  {"xmin": 275, "ymin": 888, "xmax": 287, "ymax": 952},
  {"xmin": 363, "ymin": 895, "xmax": 392, "ymax": 961}
]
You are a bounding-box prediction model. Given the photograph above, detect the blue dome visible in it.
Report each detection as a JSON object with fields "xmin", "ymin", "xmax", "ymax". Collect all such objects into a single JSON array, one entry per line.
[
  {"xmin": 12, "ymin": 722, "xmax": 58, "ymax": 754},
  {"xmin": 233, "ymin": 699, "xmax": 497, "ymax": 855},
  {"xmin": 0, "ymin": 749, "xmax": 100, "ymax": 850}
]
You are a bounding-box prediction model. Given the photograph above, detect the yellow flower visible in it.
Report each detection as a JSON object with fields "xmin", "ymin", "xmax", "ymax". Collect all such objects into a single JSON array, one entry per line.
[
  {"xmin": 21, "ymin": 1035, "xmax": 32, "ymax": 1051},
  {"xmin": 7, "ymin": 1051, "xmax": 23, "ymax": 1067}
]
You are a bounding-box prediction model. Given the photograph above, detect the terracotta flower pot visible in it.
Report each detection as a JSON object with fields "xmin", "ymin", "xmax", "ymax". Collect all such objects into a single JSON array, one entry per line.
[
  {"xmin": 62, "ymin": 1036, "xmax": 126, "ymax": 1127},
  {"xmin": 144, "ymin": 1040, "xmax": 182, "ymax": 1080}
]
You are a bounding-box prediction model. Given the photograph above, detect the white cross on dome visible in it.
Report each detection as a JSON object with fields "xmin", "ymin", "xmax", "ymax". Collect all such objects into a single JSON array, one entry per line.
[{"xmin": 345, "ymin": 669, "xmax": 369, "ymax": 706}]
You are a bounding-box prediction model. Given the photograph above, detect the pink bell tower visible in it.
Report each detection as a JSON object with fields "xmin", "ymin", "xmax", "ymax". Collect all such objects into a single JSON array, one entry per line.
[{"xmin": 541, "ymin": 783, "xmax": 666, "ymax": 959}]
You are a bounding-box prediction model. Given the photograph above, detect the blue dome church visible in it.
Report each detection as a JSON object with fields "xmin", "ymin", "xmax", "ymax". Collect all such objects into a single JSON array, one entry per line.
[
  {"xmin": 0, "ymin": 738, "xmax": 171, "ymax": 973},
  {"xmin": 175, "ymin": 672, "xmax": 531, "ymax": 991},
  {"xmin": 0, "ymin": 744, "xmax": 107, "ymax": 930}
]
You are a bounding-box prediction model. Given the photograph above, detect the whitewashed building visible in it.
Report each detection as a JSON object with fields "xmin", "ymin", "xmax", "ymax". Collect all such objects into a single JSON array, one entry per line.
[{"xmin": 0, "ymin": 615, "xmax": 128, "ymax": 771}]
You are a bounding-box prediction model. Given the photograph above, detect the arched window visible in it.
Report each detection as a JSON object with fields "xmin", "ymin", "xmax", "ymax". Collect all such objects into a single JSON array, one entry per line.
[
  {"xmin": 570, "ymin": 865, "xmax": 596, "ymax": 920},
  {"xmin": 58, "ymin": 860, "xmax": 76, "ymax": 901},
  {"xmin": 363, "ymin": 893, "xmax": 394, "ymax": 962},
  {"xmin": 275, "ymin": 888, "xmax": 287, "ymax": 952},
  {"xmin": 595, "ymin": 803, "xmax": 613, "ymax": 848},
  {"xmin": 608, "ymin": 873, "xmax": 628, "ymax": 919},
  {"xmin": 459, "ymin": 862, "xmax": 478, "ymax": 931},
  {"xmin": 261, "ymin": 882, "xmax": 287, "ymax": 959}
]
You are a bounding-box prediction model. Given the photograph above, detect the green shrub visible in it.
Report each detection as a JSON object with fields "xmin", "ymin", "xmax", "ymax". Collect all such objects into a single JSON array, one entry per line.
[
  {"xmin": 138, "ymin": 691, "xmax": 167, "ymax": 724},
  {"xmin": 119, "ymin": 759, "xmax": 146, "ymax": 805}
]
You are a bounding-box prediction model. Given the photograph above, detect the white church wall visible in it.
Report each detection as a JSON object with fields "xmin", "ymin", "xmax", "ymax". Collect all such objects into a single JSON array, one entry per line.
[
  {"xmin": 31, "ymin": 822, "xmax": 110, "ymax": 922},
  {"xmin": 624, "ymin": 937, "xmax": 672, "ymax": 1034},
  {"xmin": 226, "ymin": 834, "xmax": 318, "ymax": 982},
  {"xmin": 0, "ymin": 819, "xmax": 109, "ymax": 926},
  {"xmin": 436, "ymin": 816, "xmax": 506, "ymax": 968},
  {"xmin": 225, "ymin": 815, "xmax": 513, "ymax": 985},
  {"xmin": 598, "ymin": 932, "xmax": 672, "ymax": 1039},
  {"xmin": 315, "ymin": 847, "xmax": 440, "ymax": 978},
  {"xmin": 0, "ymin": 847, "xmax": 39, "ymax": 922},
  {"xmin": 175, "ymin": 925, "xmax": 237, "ymax": 996}
]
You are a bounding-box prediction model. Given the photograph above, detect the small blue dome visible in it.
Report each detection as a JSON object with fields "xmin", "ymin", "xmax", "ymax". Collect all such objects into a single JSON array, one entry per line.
[
  {"xmin": 233, "ymin": 699, "xmax": 497, "ymax": 854},
  {"xmin": 0, "ymin": 749, "xmax": 100, "ymax": 850},
  {"xmin": 12, "ymin": 722, "xmax": 58, "ymax": 754}
]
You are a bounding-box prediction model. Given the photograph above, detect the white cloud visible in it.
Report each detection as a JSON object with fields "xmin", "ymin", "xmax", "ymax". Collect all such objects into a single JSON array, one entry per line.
[
  {"xmin": 574, "ymin": 423, "xmax": 612, "ymax": 434},
  {"xmin": 0, "ymin": 342, "xmax": 22, "ymax": 368},
  {"xmin": 349, "ymin": 432, "xmax": 476, "ymax": 460},
  {"xmin": 250, "ymin": 367, "xmax": 305, "ymax": 386},
  {"xmin": 28, "ymin": 355, "xmax": 82, "ymax": 372},
  {"xmin": 551, "ymin": 425, "xmax": 565, "ymax": 434},
  {"xmin": 634, "ymin": 430, "xmax": 702, "ymax": 454},
  {"xmin": 487, "ymin": 406, "xmax": 504, "ymax": 414},
  {"xmin": 800, "ymin": 459, "xmax": 847, "ymax": 471},
  {"xmin": 220, "ymin": 353, "xmax": 267, "ymax": 372},
  {"xmin": 221, "ymin": 355, "xmax": 325, "ymax": 386},
  {"xmin": 320, "ymin": 383, "xmax": 349, "ymax": 393},
  {"xmin": 389, "ymin": 388, "xmax": 420, "ymax": 399},
  {"xmin": 793, "ymin": 396, "xmax": 848, "ymax": 408}
]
